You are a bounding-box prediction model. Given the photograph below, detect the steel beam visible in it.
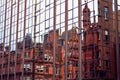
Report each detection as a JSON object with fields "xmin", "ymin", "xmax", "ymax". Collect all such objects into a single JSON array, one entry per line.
[
  {"xmin": 7, "ymin": 0, "xmax": 13, "ymax": 80},
  {"xmin": 78, "ymin": 0, "xmax": 82, "ymax": 80},
  {"xmin": 14, "ymin": 0, "xmax": 20, "ymax": 80},
  {"xmin": 65, "ymin": 0, "xmax": 68, "ymax": 80},
  {"xmin": 32, "ymin": 0, "xmax": 37, "ymax": 80},
  {"xmin": 1, "ymin": 0, "xmax": 7, "ymax": 80},
  {"xmin": 22, "ymin": 0, "xmax": 27, "ymax": 79},
  {"xmin": 53, "ymin": 0, "xmax": 56, "ymax": 80}
]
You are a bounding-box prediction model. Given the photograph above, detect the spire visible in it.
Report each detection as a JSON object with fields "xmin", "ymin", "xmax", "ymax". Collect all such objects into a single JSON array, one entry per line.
[
  {"xmin": 85, "ymin": 0, "xmax": 88, "ymax": 7},
  {"xmin": 83, "ymin": 0, "xmax": 91, "ymax": 30},
  {"xmin": 83, "ymin": 0, "xmax": 90, "ymax": 13}
]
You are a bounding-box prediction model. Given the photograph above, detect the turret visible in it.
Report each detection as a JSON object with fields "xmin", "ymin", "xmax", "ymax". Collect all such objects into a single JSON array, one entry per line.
[{"xmin": 83, "ymin": 2, "xmax": 91, "ymax": 30}]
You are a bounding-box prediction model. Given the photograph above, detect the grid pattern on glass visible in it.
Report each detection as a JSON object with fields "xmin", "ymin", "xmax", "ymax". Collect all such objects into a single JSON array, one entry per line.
[{"xmin": 0, "ymin": 0, "xmax": 118, "ymax": 80}]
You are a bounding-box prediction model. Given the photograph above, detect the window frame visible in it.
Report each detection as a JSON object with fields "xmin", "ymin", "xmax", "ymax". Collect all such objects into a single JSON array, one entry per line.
[
  {"xmin": 104, "ymin": 7, "xmax": 109, "ymax": 20},
  {"xmin": 37, "ymin": 65, "xmax": 44, "ymax": 72},
  {"xmin": 104, "ymin": 29, "xmax": 110, "ymax": 42},
  {"xmin": 106, "ymin": 52, "xmax": 110, "ymax": 68},
  {"xmin": 98, "ymin": 1, "xmax": 101, "ymax": 16},
  {"xmin": 24, "ymin": 64, "xmax": 31, "ymax": 71}
]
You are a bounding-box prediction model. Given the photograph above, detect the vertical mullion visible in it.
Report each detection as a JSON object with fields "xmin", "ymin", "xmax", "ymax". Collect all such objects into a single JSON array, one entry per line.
[
  {"xmin": 7, "ymin": 0, "xmax": 13, "ymax": 80},
  {"xmin": 14, "ymin": 0, "xmax": 20, "ymax": 79},
  {"xmin": 1, "ymin": 0, "xmax": 7, "ymax": 80},
  {"xmin": 60, "ymin": 0, "xmax": 61, "ymax": 35},
  {"xmin": 72, "ymin": 0, "xmax": 74, "ymax": 79},
  {"xmin": 78, "ymin": 0, "xmax": 82, "ymax": 80},
  {"xmin": 22, "ymin": 0, "xmax": 27, "ymax": 79},
  {"xmin": 53, "ymin": 0, "xmax": 56, "ymax": 80},
  {"xmin": 32, "ymin": 0, "xmax": 37, "ymax": 80},
  {"xmin": 65, "ymin": 0, "xmax": 68, "ymax": 80}
]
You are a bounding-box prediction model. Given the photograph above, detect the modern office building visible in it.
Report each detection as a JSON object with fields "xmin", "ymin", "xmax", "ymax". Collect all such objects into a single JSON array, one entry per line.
[{"xmin": 0, "ymin": 0, "xmax": 119, "ymax": 80}]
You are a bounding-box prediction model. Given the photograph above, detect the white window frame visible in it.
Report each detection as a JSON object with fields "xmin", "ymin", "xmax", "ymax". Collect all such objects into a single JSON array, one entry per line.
[
  {"xmin": 44, "ymin": 54, "xmax": 50, "ymax": 61},
  {"xmin": 105, "ymin": 29, "xmax": 109, "ymax": 35},
  {"xmin": 24, "ymin": 64, "xmax": 30, "ymax": 69},
  {"xmin": 36, "ymin": 65, "xmax": 44, "ymax": 72},
  {"xmin": 104, "ymin": 7, "xmax": 109, "ymax": 20},
  {"xmin": 24, "ymin": 77, "xmax": 30, "ymax": 80}
]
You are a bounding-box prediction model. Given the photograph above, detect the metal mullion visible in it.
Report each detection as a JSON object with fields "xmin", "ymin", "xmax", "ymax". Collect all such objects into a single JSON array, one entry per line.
[
  {"xmin": 78, "ymin": 0, "xmax": 82, "ymax": 80},
  {"xmin": 60, "ymin": 0, "xmax": 62, "ymax": 35},
  {"xmin": 7, "ymin": 0, "xmax": 13, "ymax": 80},
  {"xmin": 14, "ymin": 0, "xmax": 20, "ymax": 79},
  {"xmin": 45, "ymin": 0, "xmax": 46, "ymax": 33},
  {"xmin": 49, "ymin": 0, "xmax": 50, "ymax": 32},
  {"xmin": 1, "ymin": 0, "xmax": 7, "ymax": 80},
  {"xmin": 32, "ymin": 0, "xmax": 37, "ymax": 79},
  {"xmin": 45, "ymin": 0, "xmax": 61, "ymax": 12},
  {"xmin": 40, "ymin": 0, "xmax": 46, "ymax": 79},
  {"xmin": 71, "ymin": 0, "xmax": 74, "ymax": 79},
  {"xmin": 58, "ymin": 1, "xmax": 62, "ymax": 78},
  {"xmin": 21, "ymin": 0, "xmax": 27, "ymax": 79},
  {"xmin": 39, "ymin": 0, "xmax": 42, "ymax": 43},
  {"xmin": 65, "ymin": 0, "xmax": 68, "ymax": 80},
  {"xmin": 53, "ymin": 0, "xmax": 56, "ymax": 80},
  {"xmin": 42, "ymin": 0, "xmax": 46, "ymax": 67}
]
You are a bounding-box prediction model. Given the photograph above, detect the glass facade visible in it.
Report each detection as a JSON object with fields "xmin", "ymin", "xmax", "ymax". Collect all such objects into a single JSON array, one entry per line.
[
  {"xmin": 0, "ymin": 0, "xmax": 119, "ymax": 80},
  {"xmin": 0, "ymin": 0, "xmax": 99, "ymax": 49}
]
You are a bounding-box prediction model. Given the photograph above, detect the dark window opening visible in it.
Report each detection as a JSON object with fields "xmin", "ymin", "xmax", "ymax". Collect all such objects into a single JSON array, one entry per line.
[
  {"xmin": 73, "ymin": 61, "xmax": 78, "ymax": 67},
  {"xmin": 37, "ymin": 65, "xmax": 44, "ymax": 73},
  {"xmin": 67, "ymin": 72, "xmax": 72, "ymax": 78},
  {"xmin": 105, "ymin": 29, "xmax": 109, "ymax": 42},
  {"xmin": 98, "ymin": 26, "xmax": 101, "ymax": 40},
  {"xmin": 37, "ymin": 69, "xmax": 43, "ymax": 72},
  {"xmin": 106, "ymin": 52, "xmax": 110, "ymax": 68},
  {"xmin": 83, "ymin": 19, "xmax": 90, "ymax": 22},
  {"xmin": 96, "ymin": 51, "xmax": 100, "ymax": 61},
  {"xmin": 46, "ymin": 65, "xmax": 49, "ymax": 73},
  {"xmin": 76, "ymin": 71, "xmax": 78, "ymax": 79},
  {"xmin": 98, "ymin": 1, "xmax": 101, "ymax": 16}
]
